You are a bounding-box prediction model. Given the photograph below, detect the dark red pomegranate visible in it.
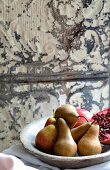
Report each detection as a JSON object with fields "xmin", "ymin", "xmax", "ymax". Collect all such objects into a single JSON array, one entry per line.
[
  {"xmin": 74, "ymin": 108, "xmax": 92, "ymax": 127},
  {"xmin": 91, "ymin": 108, "xmax": 110, "ymax": 145}
]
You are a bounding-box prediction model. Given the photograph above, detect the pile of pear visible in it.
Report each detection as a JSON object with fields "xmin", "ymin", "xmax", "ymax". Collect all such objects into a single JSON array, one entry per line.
[{"xmin": 35, "ymin": 104, "xmax": 102, "ymax": 157}]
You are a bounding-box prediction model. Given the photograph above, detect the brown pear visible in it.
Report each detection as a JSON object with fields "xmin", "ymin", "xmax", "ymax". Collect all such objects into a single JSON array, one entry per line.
[
  {"xmin": 53, "ymin": 118, "xmax": 77, "ymax": 157},
  {"xmin": 44, "ymin": 116, "xmax": 56, "ymax": 127},
  {"xmin": 35, "ymin": 124, "xmax": 58, "ymax": 153},
  {"xmin": 71, "ymin": 122, "xmax": 91, "ymax": 143},
  {"xmin": 78, "ymin": 124, "xmax": 102, "ymax": 156},
  {"xmin": 55, "ymin": 104, "xmax": 79, "ymax": 128}
]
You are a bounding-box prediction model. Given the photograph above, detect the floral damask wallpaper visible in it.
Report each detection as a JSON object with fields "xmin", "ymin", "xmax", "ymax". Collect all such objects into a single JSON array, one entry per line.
[{"xmin": 0, "ymin": 0, "xmax": 110, "ymax": 151}]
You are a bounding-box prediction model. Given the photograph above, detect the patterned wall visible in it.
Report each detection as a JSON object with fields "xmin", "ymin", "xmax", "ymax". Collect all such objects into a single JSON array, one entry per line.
[{"xmin": 0, "ymin": 0, "xmax": 110, "ymax": 151}]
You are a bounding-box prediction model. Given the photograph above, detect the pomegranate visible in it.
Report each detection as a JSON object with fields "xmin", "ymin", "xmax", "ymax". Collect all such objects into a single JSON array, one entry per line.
[
  {"xmin": 91, "ymin": 108, "xmax": 110, "ymax": 145},
  {"xmin": 74, "ymin": 108, "xmax": 93, "ymax": 127}
]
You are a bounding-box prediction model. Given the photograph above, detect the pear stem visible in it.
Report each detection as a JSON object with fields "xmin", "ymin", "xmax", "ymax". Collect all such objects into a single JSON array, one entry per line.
[
  {"xmin": 53, "ymin": 109, "xmax": 55, "ymax": 117},
  {"xmin": 77, "ymin": 115, "xmax": 89, "ymax": 122},
  {"xmin": 91, "ymin": 120, "xmax": 96, "ymax": 125}
]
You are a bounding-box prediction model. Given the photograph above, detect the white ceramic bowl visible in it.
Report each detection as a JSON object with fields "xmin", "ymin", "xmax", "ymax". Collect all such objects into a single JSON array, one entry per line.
[{"xmin": 20, "ymin": 117, "xmax": 110, "ymax": 169}]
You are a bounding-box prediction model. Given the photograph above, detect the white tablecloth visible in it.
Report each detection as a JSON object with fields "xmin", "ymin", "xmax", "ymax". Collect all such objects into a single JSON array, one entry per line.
[{"xmin": 1, "ymin": 144, "xmax": 110, "ymax": 170}]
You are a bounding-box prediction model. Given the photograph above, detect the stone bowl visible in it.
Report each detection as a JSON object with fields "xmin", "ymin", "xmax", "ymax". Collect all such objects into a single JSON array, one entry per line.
[{"xmin": 20, "ymin": 117, "xmax": 110, "ymax": 169}]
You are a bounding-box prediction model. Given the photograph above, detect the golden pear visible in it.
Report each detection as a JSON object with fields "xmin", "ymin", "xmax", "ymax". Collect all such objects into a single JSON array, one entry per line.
[
  {"xmin": 35, "ymin": 124, "xmax": 58, "ymax": 153},
  {"xmin": 71, "ymin": 122, "xmax": 91, "ymax": 143},
  {"xmin": 44, "ymin": 116, "xmax": 56, "ymax": 127},
  {"xmin": 55, "ymin": 104, "xmax": 79, "ymax": 128},
  {"xmin": 53, "ymin": 118, "xmax": 77, "ymax": 157},
  {"xmin": 78, "ymin": 124, "xmax": 102, "ymax": 156}
]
